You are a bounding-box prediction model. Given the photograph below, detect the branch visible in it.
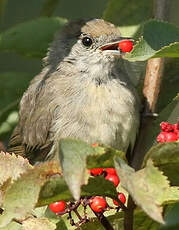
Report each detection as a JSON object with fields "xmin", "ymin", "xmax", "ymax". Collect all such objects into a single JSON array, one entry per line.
[
  {"xmin": 131, "ymin": 1, "xmax": 168, "ymax": 171},
  {"xmin": 92, "ymin": 210, "xmax": 114, "ymax": 230},
  {"xmin": 123, "ymin": 2, "xmax": 170, "ymax": 230},
  {"xmin": 131, "ymin": 58, "xmax": 165, "ymax": 170}
]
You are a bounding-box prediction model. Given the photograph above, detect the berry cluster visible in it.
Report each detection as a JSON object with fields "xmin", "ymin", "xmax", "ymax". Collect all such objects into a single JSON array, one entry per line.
[
  {"xmin": 88, "ymin": 167, "xmax": 126, "ymax": 211},
  {"xmin": 157, "ymin": 122, "xmax": 179, "ymax": 143},
  {"xmin": 89, "ymin": 167, "xmax": 120, "ymax": 187},
  {"xmin": 49, "ymin": 167, "xmax": 126, "ymax": 227}
]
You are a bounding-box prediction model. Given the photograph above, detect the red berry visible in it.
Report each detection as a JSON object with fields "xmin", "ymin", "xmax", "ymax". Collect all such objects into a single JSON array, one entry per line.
[
  {"xmin": 160, "ymin": 122, "xmax": 173, "ymax": 132},
  {"xmin": 157, "ymin": 131, "xmax": 178, "ymax": 143},
  {"xmin": 105, "ymin": 174, "xmax": 120, "ymax": 187},
  {"xmin": 113, "ymin": 193, "xmax": 126, "ymax": 206},
  {"xmin": 89, "ymin": 168, "xmax": 104, "ymax": 176},
  {"xmin": 90, "ymin": 196, "xmax": 107, "ymax": 213},
  {"xmin": 105, "ymin": 168, "xmax": 117, "ymax": 175},
  {"xmin": 49, "ymin": 201, "xmax": 66, "ymax": 213},
  {"xmin": 92, "ymin": 143, "xmax": 98, "ymax": 147},
  {"xmin": 173, "ymin": 123, "xmax": 179, "ymax": 134},
  {"xmin": 118, "ymin": 40, "xmax": 133, "ymax": 53},
  {"xmin": 157, "ymin": 131, "xmax": 168, "ymax": 143},
  {"xmin": 165, "ymin": 132, "xmax": 178, "ymax": 142}
]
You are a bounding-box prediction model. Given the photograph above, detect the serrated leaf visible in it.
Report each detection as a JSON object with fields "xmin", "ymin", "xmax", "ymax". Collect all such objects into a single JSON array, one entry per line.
[
  {"xmin": 0, "ymin": 17, "xmax": 67, "ymax": 58},
  {"xmin": 0, "ymin": 162, "xmax": 61, "ymax": 228},
  {"xmin": 114, "ymin": 157, "xmax": 179, "ymax": 223},
  {"xmin": 125, "ymin": 20, "xmax": 179, "ymax": 61},
  {"xmin": 22, "ymin": 217, "xmax": 56, "ymax": 230},
  {"xmin": 143, "ymin": 142, "xmax": 179, "ymax": 186},
  {"xmin": 154, "ymin": 42, "xmax": 179, "ymax": 58},
  {"xmin": 0, "ymin": 152, "xmax": 32, "ymax": 185},
  {"xmin": 58, "ymin": 139, "xmax": 125, "ymax": 200},
  {"xmin": 58, "ymin": 139, "xmax": 95, "ymax": 200}
]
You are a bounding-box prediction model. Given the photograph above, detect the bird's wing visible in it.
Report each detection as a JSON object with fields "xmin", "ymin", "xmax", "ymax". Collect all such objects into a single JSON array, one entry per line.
[
  {"xmin": 8, "ymin": 125, "xmax": 26, "ymax": 156},
  {"xmin": 8, "ymin": 70, "xmax": 55, "ymax": 163}
]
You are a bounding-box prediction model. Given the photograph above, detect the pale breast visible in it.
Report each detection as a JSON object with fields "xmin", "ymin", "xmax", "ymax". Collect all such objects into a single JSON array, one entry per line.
[{"xmin": 53, "ymin": 79, "xmax": 139, "ymax": 152}]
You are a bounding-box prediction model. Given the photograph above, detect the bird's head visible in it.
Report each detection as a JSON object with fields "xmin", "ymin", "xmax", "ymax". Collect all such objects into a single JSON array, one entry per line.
[{"xmin": 47, "ymin": 19, "xmax": 129, "ymax": 68}]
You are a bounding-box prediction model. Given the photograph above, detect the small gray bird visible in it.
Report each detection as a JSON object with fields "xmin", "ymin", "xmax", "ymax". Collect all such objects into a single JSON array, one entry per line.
[{"xmin": 8, "ymin": 19, "xmax": 140, "ymax": 164}]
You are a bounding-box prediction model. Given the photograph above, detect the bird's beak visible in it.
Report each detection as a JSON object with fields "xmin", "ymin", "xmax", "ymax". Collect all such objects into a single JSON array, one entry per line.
[{"xmin": 99, "ymin": 38, "xmax": 133, "ymax": 56}]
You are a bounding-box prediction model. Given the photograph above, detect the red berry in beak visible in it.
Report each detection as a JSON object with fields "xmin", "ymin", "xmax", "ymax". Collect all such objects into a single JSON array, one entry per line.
[{"xmin": 118, "ymin": 40, "xmax": 133, "ymax": 53}]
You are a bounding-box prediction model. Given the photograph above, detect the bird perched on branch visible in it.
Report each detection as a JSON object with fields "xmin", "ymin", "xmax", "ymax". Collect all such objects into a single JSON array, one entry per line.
[{"xmin": 8, "ymin": 19, "xmax": 140, "ymax": 164}]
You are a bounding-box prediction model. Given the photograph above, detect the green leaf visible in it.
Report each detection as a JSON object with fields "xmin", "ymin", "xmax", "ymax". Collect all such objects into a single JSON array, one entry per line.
[
  {"xmin": 103, "ymin": 0, "xmax": 153, "ymax": 26},
  {"xmin": 160, "ymin": 203, "xmax": 179, "ymax": 230},
  {"xmin": 58, "ymin": 138, "xmax": 125, "ymax": 200},
  {"xmin": 87, "ymin": 144, "xmax": 126, "ymax": 169},
  {"xmin": 115, "ymin": 158, "xmax": 179, "ymax": 224},
  {"xmin": 81, "ymin": 176, "xmax": 118, "ymax": 199},
  {"xmin": 154, "ymin": 42, "xmax": 179, "ymax": 58},
  {"xmin": 38, "ymin": 175, "xmax": 71, "ymax": 206},
  {"xmin": 157, "ymin": 59, "xmax": 179, "ymax": 112},
  {"xmin": 58, "ymin": 138, "xmax": 94, "ymax": 200},
  {"xmin": 125, "ymin": 20, "xmax": 179, "ymax": 61},
  {"xmin": 118, "ymin": 25, "xmax": 141, "ymax": 38},
  {"xmin": 22, "ymin": 217, "xmax": 56, "ymax": 230},
  {"xmin": 79, "ymin": 209, "xmax": 159, "ymax": 230},
  {"xmin": 0, "ymin": 162, "xmax": 61, "ymax": 228},
  {"xmin": 38, "ymin": 172, "xmax": 118, "ymax": 207},
  {"xmin": 133, "ymin": 209, "xmax": 160, "ymax": 230},
  {"xmin": 143, "ymin": 142, "xmax": 179, "ymax": 186},
  {"xmin": 0, "ymin": 17, "xmax": 67, "ymax": 58}
]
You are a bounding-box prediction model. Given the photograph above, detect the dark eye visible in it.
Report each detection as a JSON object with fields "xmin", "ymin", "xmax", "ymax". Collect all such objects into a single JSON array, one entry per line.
[{"xmin": 82, "ymin": 36, "xmax": 93, "ymax": 47}]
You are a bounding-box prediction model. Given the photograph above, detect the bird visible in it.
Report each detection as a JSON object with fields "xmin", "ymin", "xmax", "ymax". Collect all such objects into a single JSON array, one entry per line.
[{"xmin": 8, "ymin": 19, "xmax": 140, "ymax": 164}]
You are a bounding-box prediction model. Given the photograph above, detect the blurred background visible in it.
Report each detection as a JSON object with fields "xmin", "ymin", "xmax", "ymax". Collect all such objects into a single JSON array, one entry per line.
[{"xmin": 0, "ymin": 0, "xmax": 179, "ymax": 148}]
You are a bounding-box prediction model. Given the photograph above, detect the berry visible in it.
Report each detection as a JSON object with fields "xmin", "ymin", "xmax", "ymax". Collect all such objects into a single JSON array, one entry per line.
[
  {"xmin": 118, "ymin": 40, "xmax": 133, "ymax": 53},
  {"xmin": 160, "ymin": 122, "xmax": 173, "ymax": 132},
  {"xmin": 105, "ymin": 174, "xmax": 119, "ymax": 187},
  {"xmin": 165, "ymin": 132, "xmax": 178, "ymax": 142},
  {"xmin": 92, "ymin": 143, "xmax": 98, "ymax": 147},
  {"xmin": 157, "ymin": 131, "xmax": 168, "ymax": 143},
  {"xmin": 105, "ymin": 168, "xmax": 117, "ymax": 175},
  {"xmin": 173, "ymin": 123, "xmax": 179, "ymax": 134},
  {"xmin": 113, "ymin": 193, "xmax": 126, "ymax": 206},
  {"xmin": 90, "ymin": 196, "xmax": 107, "ymax": 213},
  {"xmin": 89, "ymin": 168, "xmax": 104, "ymax": 176},
  {"xmin": 49, "ymin": 201, "xmax": 66, "ymax": 213},
  {"xmin": 157, "ymin": 131, "xmax": 178, "ymax": 143}
]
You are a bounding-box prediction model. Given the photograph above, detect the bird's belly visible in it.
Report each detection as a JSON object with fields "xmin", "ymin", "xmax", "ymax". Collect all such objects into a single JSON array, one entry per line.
[{"xmin": 54, "ymin": 83, "xmax": 139, "ymax": 152}]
